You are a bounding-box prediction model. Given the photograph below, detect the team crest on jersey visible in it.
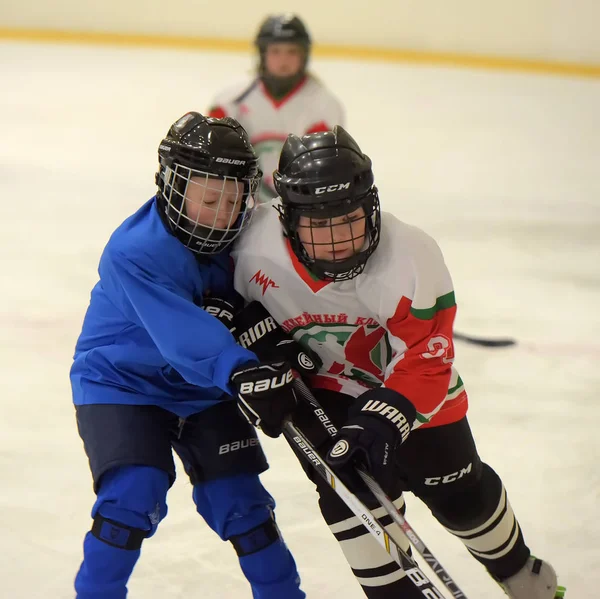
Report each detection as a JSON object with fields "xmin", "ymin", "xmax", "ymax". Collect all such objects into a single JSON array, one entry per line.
[{"xmin": 293, "ymin": 322, "xmax": 392, "ymax": 387}]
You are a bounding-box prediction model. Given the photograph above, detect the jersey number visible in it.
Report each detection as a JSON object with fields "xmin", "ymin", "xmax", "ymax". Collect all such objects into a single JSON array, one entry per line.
[{"xmin": 421, "ymin": 335, "xmax": 454, "ymax": 364}]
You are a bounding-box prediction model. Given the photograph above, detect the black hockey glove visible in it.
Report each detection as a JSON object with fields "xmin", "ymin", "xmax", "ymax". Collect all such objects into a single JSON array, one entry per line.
[
  {"xmin": 230, "ymin": 360, "xmax": 298, "ymax": 438},
  {"xmin": 201, "ymin": 296, "xmax": 237, "ymax": 332},
  {"xmin": 233, "ymin": 301, "xmax": 321, "ymax": 378},
  {"xmin": 326, "ymin": 388, "xmax": 416, "ymax": 492}
]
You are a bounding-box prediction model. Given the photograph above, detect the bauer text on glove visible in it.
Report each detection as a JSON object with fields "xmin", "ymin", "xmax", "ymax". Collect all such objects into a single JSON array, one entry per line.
[{"xmin": 230, "ymin": 360, "xmax": 298, "ymax": 438}]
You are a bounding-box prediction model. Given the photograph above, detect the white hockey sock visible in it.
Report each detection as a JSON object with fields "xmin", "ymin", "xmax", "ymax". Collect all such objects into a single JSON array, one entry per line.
[
  {"xmin": 443, "ymin": 485, "xmax": 521, "ymax": 560},
  {"xmin": 329, "ymin": 496, "xmax": 410, "ymax": 588}
]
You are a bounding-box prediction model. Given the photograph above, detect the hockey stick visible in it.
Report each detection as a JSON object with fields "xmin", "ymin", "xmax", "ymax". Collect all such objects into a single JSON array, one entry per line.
[
  {"xmin": 357, "ymin": 472, "xmax": 468, "ymax": 599},
  {"xmin": 283, "ymin": 420, "xmax": 449, "ymax": 599},
  {"xmin": 454, "ymin": 331, "xmax": 516, "ymax": 348},
  {"xmin": 291, "ymin": 378, "xmax": 468, "ymax": 599}
]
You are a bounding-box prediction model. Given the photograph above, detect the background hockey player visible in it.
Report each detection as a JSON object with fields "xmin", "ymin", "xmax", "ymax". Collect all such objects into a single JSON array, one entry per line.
[
  {"xmin": 208, "ymin": 14, "xmax": 344, "ymax": 201},
  {"xmin": 70, "ymin": 112, "xmax": 305, "ymax": 599},
  {"xmin": 229, "ymin": 126, "xmax": 564, "ymax": 599}
]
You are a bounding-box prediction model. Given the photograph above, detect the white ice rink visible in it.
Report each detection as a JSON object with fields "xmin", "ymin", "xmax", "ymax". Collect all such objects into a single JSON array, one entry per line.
[{"xmin": 1, "ymin": 39, "xmax": 599, "ymax": 598}]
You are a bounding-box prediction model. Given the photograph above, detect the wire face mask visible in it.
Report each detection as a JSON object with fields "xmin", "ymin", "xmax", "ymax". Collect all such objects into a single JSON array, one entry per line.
[
  {"xmin": 156, "ymin": 111, "xmax": 262, "ymax": 255},
  {"xmin": 160, "ymin": 164, "xmax": 258, "ymax": 255},
  {"xmin": 300, "ymin": 208, "xmax": 367, "ymax": 258},
  {"xmin": 273, "ymin": 126, "xmax": 381, "ymax": 281},
  {"xmin": 278, "ymin": 191, "xmax": 381, "ymax": 282}
]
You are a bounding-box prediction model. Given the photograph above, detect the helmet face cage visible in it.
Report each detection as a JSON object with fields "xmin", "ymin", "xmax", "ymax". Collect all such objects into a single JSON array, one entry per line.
[
  {"xmin": 277, "ymin": 189, "xmax": 381, "ymax": 281},
  {"xmin": 159, "ymin": 162, "xmax": 259, "ymax": 255}
]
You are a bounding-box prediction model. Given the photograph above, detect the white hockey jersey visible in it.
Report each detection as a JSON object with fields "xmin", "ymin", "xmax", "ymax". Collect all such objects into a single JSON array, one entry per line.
[
  {"xmin": 209, "ymin": 75, "xmax": 344, "ymax": 193},
  {"xmin": 232, "ymin": 204, "xmax": 468, "ymax": 430}
]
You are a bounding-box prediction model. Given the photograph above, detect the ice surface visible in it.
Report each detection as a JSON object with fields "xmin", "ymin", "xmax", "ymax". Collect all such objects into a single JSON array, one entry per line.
[{"xmin": 1, "ymin": 40, "xmax": 598, "ymax": 598}]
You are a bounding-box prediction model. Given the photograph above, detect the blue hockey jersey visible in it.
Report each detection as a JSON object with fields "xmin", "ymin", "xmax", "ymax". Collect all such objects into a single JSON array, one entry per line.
[{"xmin": 70, "ymin": 197, "xmax": 256, "ymax": 417}]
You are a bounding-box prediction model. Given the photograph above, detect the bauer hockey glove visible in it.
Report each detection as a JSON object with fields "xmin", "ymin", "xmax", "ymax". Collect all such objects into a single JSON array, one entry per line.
[
  {"xmin": 233, "ymin": 301, "xmax": 322, "ymax": 378},
  {"xmin": 230, "ymin": 360, "xmax": 298, "ymax": 438},
  {"xmin": 326, "ymin": 388, "xmax": 416, "ymax": 492}
]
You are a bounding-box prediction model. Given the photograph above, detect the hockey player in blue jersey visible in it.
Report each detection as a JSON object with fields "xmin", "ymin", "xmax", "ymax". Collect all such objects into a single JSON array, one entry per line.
[{"xmin": 70, "ymin": 112, "xmax": 305, "ymax": 598}]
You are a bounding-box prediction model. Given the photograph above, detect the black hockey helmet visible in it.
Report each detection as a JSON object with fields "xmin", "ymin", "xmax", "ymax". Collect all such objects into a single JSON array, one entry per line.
[
  {"xmin": 273, "ymin": 126, "xmax": 381, "ymax": 281},
  {"xmin": 255, "ymin": 14, "xmax": 311, "ymax": 54},
  {"xmin": 156, "ymin": 112, "xmax": 261, "ymax": 255},
  {"xmin": 254, "ymin": 15, "xmax": 311, "ymax": 95}
]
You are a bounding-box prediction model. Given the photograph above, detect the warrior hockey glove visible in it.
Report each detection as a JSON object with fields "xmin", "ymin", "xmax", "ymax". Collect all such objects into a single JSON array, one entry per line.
[
  {"xmin": 230, "ymin": 360, "xmax": 298, "ymax": 438},
  {"xmin": 233, "ymin": 301, "xmax": 321, "ymax": 378},
  {"xmin": 326, "ymin": 388, "xmax": 417, "ymax": 493}
]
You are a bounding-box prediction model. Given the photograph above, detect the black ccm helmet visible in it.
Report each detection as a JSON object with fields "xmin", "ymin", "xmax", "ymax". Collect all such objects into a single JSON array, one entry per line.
[
  {"xmin": 274, "ymin": 126, "xmax": 381, "ymax": 281},
  {"xmin": 156, "ymin": 112, "xmax": 261, "ymax": 255}
]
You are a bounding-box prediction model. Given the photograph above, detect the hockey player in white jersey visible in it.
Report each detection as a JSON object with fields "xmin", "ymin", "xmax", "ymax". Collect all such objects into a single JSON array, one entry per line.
[
  {"xmin": 208, "ymin": 14, "xmax": 344, "ymax": 201},
  {"xmin": 229, "ymin": 126, "xmax": 565, "ymax": 598}
]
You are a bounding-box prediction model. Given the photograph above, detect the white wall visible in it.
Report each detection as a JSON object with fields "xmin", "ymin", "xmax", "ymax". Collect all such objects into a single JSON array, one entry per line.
[{"xmin": 3, "ymin": 0, "xmax": 600, "ymax": 64}]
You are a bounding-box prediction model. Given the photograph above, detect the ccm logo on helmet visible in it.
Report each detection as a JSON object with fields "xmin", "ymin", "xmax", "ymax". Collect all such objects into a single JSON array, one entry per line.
[
  {"xmin": 315, "ymin": 182, "xmax": 350, "ymax": 194},
  {"xmin": 216, "ymin": 157, "xmax": 246, "ymax": 165}
]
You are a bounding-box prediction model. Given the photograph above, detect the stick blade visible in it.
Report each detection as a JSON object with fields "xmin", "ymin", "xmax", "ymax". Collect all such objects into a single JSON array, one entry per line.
[{"xmin": 454, "ymin": 331, "xmax": 517, "ymax": 348}]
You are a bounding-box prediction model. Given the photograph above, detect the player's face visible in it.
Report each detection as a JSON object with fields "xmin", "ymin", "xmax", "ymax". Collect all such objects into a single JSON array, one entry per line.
[
  {"xmin": 184, "ymin": 177, "xmax": 244, "ymax": 229},
  {"xmin": 297, "ymin": 207, "xmax": 367, "ymax": 262},
  {"xmin": 264, "ymin": 43, "xmax": 304, "ymax": 78}
]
